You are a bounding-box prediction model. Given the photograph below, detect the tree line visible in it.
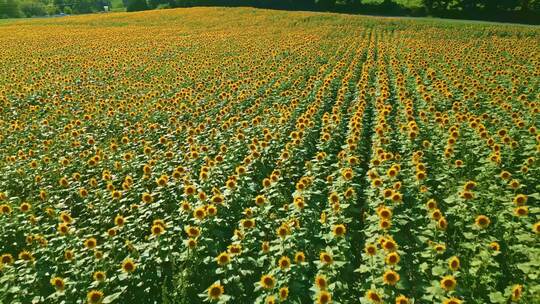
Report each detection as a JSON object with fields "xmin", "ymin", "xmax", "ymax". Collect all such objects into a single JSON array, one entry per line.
[{"xmin": 1, "ymin": 0, "xmax": 539, "ymax": 24}]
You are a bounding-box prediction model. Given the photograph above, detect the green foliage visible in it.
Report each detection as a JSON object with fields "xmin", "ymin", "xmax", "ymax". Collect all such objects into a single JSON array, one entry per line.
[
  {"xmin": 126, "ymin": 0, "xmax": 147, "ymax": 11},
  {"xmin": 0, "ymin": 0, "xmax": 21, "ymax": 18},
  {"xmin": 19, "ymin": 0, "xmax": 46, "ymax": 17}
]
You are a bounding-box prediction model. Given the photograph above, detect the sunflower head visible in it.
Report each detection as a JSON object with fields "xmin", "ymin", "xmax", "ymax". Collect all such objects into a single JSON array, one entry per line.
[
  {"xmin": 93, "ymin": 271, "xmax": 106, "ymax": 282},
  {"xmin": 395, "ymin": 295, "xmax": 410, "ymax": 304},
  {"xmin": 319, "ymin": 252, "xmax": 333, "ymax": 265},
  {"xmin": 383, "ymin": 270, "xmax": 400, "ymax": 285},
  {"xmin": 50, "ymin": 276, "xmax": 65, "ymax": 291},
  {"xmin": 366, "ymin": 290, "xmax": 382, "ymax": 303},
  {"xmin": 440, "ymin": 275, "xmax": 457, "ymax": 291},
  {"xmin": 475, "ymin": 215, "xmax": 490, "ymax": 229},
  {"xmin": 260, "ymin": 274, "xmax": 275, "ymax": 289},
  {"xmin": 317, "ymin": 290, "xmax": 332, "ymax": 304},
  {"xmin": 279, "ymin": 287, "xmax": 289, "ymax": 300},
  {"xmin": 332, "ymin": 224, "xmax": 346, "ymax": 237},
  {"xmin": 315, "ymin": 274, "xmax": 328, "ymax": 290},
  {"xmin": 207, "ymin": 283, "xmax": 224, "ymax": 300},
  {"xmin": 87, "ymin": 290, "xmax": 104, "ymax": 304},
  {"xmin": 448, "ymin": 256, "xmax": 460, "ymax": 271},
  {"xmin": 121, "ymin": 258, "xmax": 136, "ymax": 273},
  {"xmin": 511, "ymin": 284, "xmax": 523, "ymax": 301},
  {"xmin": 295, "ymin": 251, "xmax": 306, "ymax": 263},
  {"xmin": 278, "ymin": 256, "xmax": 291, "ymax": 270}
]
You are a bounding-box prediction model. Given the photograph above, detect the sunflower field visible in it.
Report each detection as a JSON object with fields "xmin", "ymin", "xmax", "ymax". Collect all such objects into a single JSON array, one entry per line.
[{"xmin": 0, "ymin": 7, "xmax": 539, "ymax": 304}]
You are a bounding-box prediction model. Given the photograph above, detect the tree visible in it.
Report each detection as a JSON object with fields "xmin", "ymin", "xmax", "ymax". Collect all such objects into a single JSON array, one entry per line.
[
  {"xmin": 72, "ymin": 0, "xmax": 98, "ymax": 13},
  {"xmin": 19, "ymin": 0, "xmax": 46, "ymax": 16},
  {"xmin": 0, "ymin": 0, "xmax": 21, "ymax": 17},
  {"xmin": 316, "ymin": 0, "xmax": 335, "ymax": 10},
  {"xmin": 126, "ymin": 0, "xmax": 147, "ymax": 11},
  {"xmin": 422, "ymin": 0, "xmax": 451, "ymax": 13}
]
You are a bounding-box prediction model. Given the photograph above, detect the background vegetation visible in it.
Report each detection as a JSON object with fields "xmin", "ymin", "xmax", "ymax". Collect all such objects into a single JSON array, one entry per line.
[{"xmin": 0, "ymin": 0, "xmax": 539, "ymax": 24}]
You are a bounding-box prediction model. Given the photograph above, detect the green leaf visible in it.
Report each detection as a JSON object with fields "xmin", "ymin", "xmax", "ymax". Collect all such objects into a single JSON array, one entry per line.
[{"xmin": 488, "ymin": 291, "xmax": 506, "ymax": 303}]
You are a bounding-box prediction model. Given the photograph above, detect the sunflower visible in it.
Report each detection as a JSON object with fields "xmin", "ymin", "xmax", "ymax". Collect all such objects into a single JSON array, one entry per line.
[
  {"xmin": 279, "ymin": 287, "xmax": 289, "ymax": 300},
  {"xmin": 0, "ymin": 204, "xmax": 12, "ymax": 214},
  {"xmin": 332, "ymin": 224, "xmax": 346, "ymax": 237},
  {"xmin": 241, "ymin": 218, "xmax": 255, "ymax": 229},
  {"xmin": 395, "ymin": 295, "xmax": 409, "ymax": 304},
  {"xmin": 434, "ymin": 243, "xmax": 446, "ymax": 254},
  {"xmin": 475, "ymin": 215, "xmax": 490, "ymax": 229},
  {"xmin": 94, "ymin": 250, "xmax": 103, "ymax": 260},
  {"xmin": 489, "ymin": 241, "xmax": 500, "ymax": 251},
  {"xmin": 442, "ymin": 297, "xmax": 462, "ymax": 304},
  {"xmin": 60, "ymin": 212, "xmax": 73, "ymax": 224},
  {"xmin": 207, "ymin": 283, "xmax": 224, "ymax": 300},
  {"xmin": 265, "ymin": 295, "xmax": 276, "ymax": 304},
  {"xmin": 533, "ymin": 222, "xmax": 540, "ymax": 234},
  {"xmin": 184, "ymin": 185, "xmax": 196, "ymax": 196},
  {"xmin": 365, "ymin": 243, "xmax": 377, "ymax": 256},
  {"xmin": 460, "ymin": 191, "xmax": 474, "ymax": 200},
  {"xmin": 216, "ymin": 252, "xmax": 230, "ymax": 266},
  {"xmin": 141, "ymin": 192, "xmax": 153, "ymax": 203},
  {"xmin": 151, "ymin": 224, "xmax": 165, "ymax": 236},
  {"xmin": 114, "ymin": 215, "xmax": 125, "ymax": 227},
  {"xmin": 84, "ymin": 237, "xmax": 97, "ymax": 249},
  {"xmin": 440, "ymin": 275, "xmax": 457, "ymax": 291},
  {"xmin": 255, "ymin": 195, "xmax": 266, "ymax": 206},
  {"xmin": 317, "ymin": 290, "xmax": 332, "ymax": 304},
  {"xmin": 383, "ymin": 239, "xmax": 398, "ymax": 252},
  {"xmin": 319, "ymin": 252, "xmax": 333, "ymax": 265},
  {"xmin": 260, "ymin": 274, "xmax": 275, "ymax": 289},
  {"xmin": 19, "ymin": 202, "xmax": 31, "ymax": 212},
  {"xmin": 228, "ymin": 243, "xmax": 242, "ymax": 255},
  {"xmin": 207, "ymin": 205, "xmax": 218, "ymax": 216},
  {"xmin": 383, "ymin": 270, "xmax": 400, "ymax": 285},
  {"xmin": 448, "ymin": 256, "xmax": 460, "ymax": 271},
  {"xmin": 58, "ymin": 222, "xmax": 69, "ymax": 235},
  {"xmin": 92, "ymin": 271, "xmax": 106, "ymax": 282},
  {"xmin": 295, "ymin": 251, "xmax": 306, "ymax": 263},
  {"xmin": 416, "ymin": 171, "xmax": 426, "ymax": 180},
  {"xmin": 391, "ymin": 192, "xmax": 402, "ymax": 203},
  {"xmin": 50, "ymin": 276, "xmax": 65, "ymax": 291},
  {"xmin": 186, "ymin": 238, "xmax": 197, "ymax": 249},
  {"xmin": 87, "ymin": 290, "xmax": 103, "ymax": 304},
  {"xmin": 185, "ymin": 226, "xmax": 200, "ymax": 238},
  {"xmin": 276, "ymin": 225, "xmax": 290, "ymax": 238},
  {"xmin": 513, "ymin": 194, "xmax": 527, "ymax": 206},
  {"xmin": 64, "ymin": 250, "xmax": 74, "ymax": 261},
  {"xmin": 438, "ymin": 217, "xmax": 448, "ymax": 230},
  {"xmin": 385, "ymin": 252, "xmax": 400, "ymax": 265},
  {"xmin": 341, "ymin": 168, "xmax": 354, "ymax": 180},
  {"xmin": 464, "ymin": 181, "xmax": 476, "ymax": 190},
  {"xmin": 18, "ymin": 250, "xmax": 34, "ymax": 261},
  {"xmin": 514, "ymin": 206, "xmax": 528, "ymax": 217},
  {"xmin": 315, "ymin": 274, "xmax": 328, "ymax": 290},
  {"xmin": 121, "ymin": 258, "xmax": 136, "ymax": 273},
  {"xmin": 1, "ymin": 253, "xmax": 14, "ymax": 265},
  {"xmin": 111, "ymin": 190, "xmax": 122, "ymax": 200},
  {"xmin": 261, "ymin": 241, "xmax": 270, "ymax": 253},
  {"xmin": 278, "ymin": 256, "xmax": 291, "ymax": 270},
  {"xmin": 426, "ymin": 199, "xmax": 437, "ymax": 209},
  {"xmin": 508, "ymin": 179, "xmax": 520, "ymax": 189},
  {"xmin": 378, "ymin": 217, "xmax": 393, "ymax": 229},
  {"xmin": 366, "ymin": 290, "xmax": 382, "ymax": 303},
  {"xmin": 377, "ymin": 206, "xmax": 392, "ymax": 219},
  {"xmin": 511, "ymin": 284, "xmax": 523, "ymax": 301}
]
